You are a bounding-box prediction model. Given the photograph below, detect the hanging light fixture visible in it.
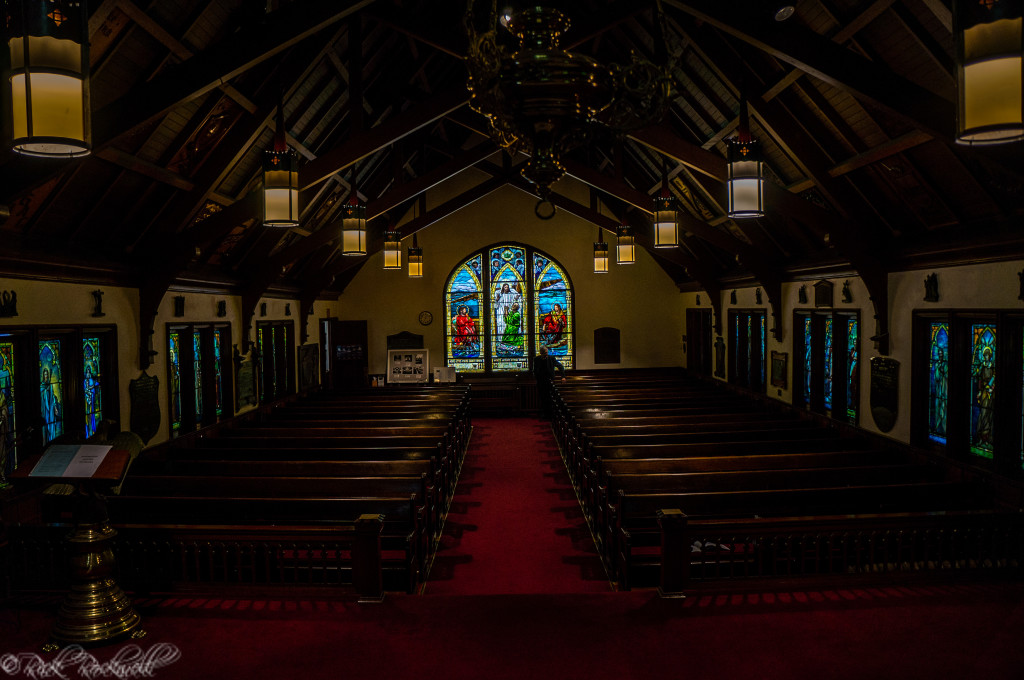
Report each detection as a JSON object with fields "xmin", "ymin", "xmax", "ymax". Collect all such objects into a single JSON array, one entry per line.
[
  {"xmin": 726, "ymin": 96, "xmax": 765, "ymax": 219},
  {"xmin": 653, "ymin": 178, "xmax": 679, "ymax": 248},
  {"xmin": 408, "ymin": 233, "xmax": 423, "ymax": 278},
  {"xmin": 954, "ymin": 0, "xmax": 1023, "ymax": 145},
  {"xmin": 616, "ymin": 223, "xmax": 635, "ymax": 264},
  {"xmin": 7, "ymin": 0, "xmax": 90, "ymax": 157},
  {"xmin": 262, "ymin": 101, "xmax": 299, "ymax": 227},
  {"xmin": 593, "ymin": 228, "xmax": 609, "ymax": 273},
  {"xmin": 383, "ymin": 228, "xmax": 402, "ymax": 270},
  {"xmin": 341, "ymin": 191, "xmax": 366, "ymax": 256}
]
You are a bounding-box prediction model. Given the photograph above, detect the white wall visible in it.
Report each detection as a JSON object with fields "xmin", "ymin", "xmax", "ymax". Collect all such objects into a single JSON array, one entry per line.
[
  {"xmin": 679, "ymin": 261, "xmax": 1024, "ymax": 445},
  {"xmin": 337, "ymin": 174, "xmax": 686, "ymax": 375}
]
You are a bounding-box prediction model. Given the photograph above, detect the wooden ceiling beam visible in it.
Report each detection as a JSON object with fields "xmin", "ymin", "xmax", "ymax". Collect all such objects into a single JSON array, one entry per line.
[
  {"xmin": 663, "ymin": 0, "xmax": 953, "ymax": 139},
  {"xmin": 299, "ymin": 89, "xmax": 469, "ymax": 191}
]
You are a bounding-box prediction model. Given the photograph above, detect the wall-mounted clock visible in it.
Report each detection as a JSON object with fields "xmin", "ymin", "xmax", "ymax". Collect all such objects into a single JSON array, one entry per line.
[{"xmin": 418, "ymin": 310, "xmax": 433, "ymax": 326}]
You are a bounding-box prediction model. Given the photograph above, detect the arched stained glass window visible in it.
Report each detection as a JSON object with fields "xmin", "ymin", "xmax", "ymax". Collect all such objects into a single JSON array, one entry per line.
[
  {"xmin": 446, "ymin": 244, "xmax": 574, "ymax": 373},
  {"xmin": 82, "ymin": 336, "xmax": 103, "ymax": 438},
  {"xmin": 39, "ymin": 340, "xmax": 63, "ymax": 445},
  {"xmin": 969, "ymin": 323, "xmax": 996, "ymax": 459}
]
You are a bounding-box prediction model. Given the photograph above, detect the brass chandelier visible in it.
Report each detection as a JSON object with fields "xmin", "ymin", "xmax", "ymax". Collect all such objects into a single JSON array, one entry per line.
[{"xmin": 465, "ymin": 1, "xmax": 673, "ymax": 218}]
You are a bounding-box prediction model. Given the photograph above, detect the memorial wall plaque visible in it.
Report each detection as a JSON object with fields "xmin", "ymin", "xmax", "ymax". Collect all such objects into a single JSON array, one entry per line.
[
  {"xmin": 869, "ymin": 356, "xmax": 899, "ymax": 433},
  {"xmin": 129, "ymin": 372, "xmax": 160, "ymax": 444}
]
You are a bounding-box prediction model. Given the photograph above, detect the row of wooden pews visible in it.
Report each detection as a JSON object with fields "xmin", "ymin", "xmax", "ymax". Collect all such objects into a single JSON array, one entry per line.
[
  {"xmin": 95, "ymin": 386, "xmax": 470, "ymax": 598},
  {"xmin": 552, "ymin": 371, "xmax": 1023, "ymax": 593}
]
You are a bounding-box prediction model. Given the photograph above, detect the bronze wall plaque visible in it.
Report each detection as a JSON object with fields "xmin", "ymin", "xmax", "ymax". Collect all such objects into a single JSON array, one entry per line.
[
  {"xmin": 869, "ymin": 356, "xmax": 899, "ymax": 433},
  {"xmin": 129, "ymin": 371, "xmax": 161, "ymax": 444},
  {"xmin": 235, "ymin": 348, "xmax": 257, "ymax": 410},
  {"xmin": 299, "ymin": 344, "xmax": 319, "ymax": 391}
]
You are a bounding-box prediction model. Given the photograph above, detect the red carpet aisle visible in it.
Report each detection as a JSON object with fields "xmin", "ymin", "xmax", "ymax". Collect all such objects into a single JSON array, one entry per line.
[{"xmin": 424, "ymin": 417, "xmax": 610, "ymax": 594}]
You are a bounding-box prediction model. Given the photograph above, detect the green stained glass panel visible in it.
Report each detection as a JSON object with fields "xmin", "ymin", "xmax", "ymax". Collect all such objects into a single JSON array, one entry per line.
[
  {"xmin": 82, "ymin": 337, "xmax": 102, "ymax": 438},
  {"xmin": 39, "ymin": 339, "xmax": 63, "ymax": 445},
  {"xmin": 970, "ymin": 323, "xmax": 996, "ymax": 459}
]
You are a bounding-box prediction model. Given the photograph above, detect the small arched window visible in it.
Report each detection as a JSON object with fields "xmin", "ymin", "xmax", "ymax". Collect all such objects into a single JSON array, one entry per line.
[{"xmin": 445, "ymin": 243, "xmax": 574, "ymax": 373}]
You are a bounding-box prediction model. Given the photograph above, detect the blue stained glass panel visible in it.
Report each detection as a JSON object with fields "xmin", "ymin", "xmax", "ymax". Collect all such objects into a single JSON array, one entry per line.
[
  {"xmin": 214, "ymin": 331, "xmax": 223, "ymax": 417},
  {"xmin": 0, "ymin": 340, "xmax": 17, "ymax": 479},
  {"xmin": 39, "ymin": 339, "xmax": 64, "ymax": 445},
  {"xmin": 760, "ymin": 315, "xmax": 766, "ymax": 386},
  {"xmin": 824, "ymin": 318, "xmax": 833, "ymax": 411},
  {"xmin": 928, "ymin": 322, "xmax": 949, "ymax": 444},
  {"xmin": 803, "ymin": 317, "xmax": 812, "ymax": 405},
  {"xmin": 970, "ymin": 323, "xmax": 996, "ymax": 459},
  {"xmin": 193, "ymin": 332, "xmax": 203, "ymax": 422},
  {"xmin": 169, "ymin": 332, "xmax": 182, "ymax": 432},
  {"xmin": 747, "ymin": 316, "xmax": 752, "ymax": 382},
  {"xmin": 82, "ymin": 337, "xmax": 102, "ymax": 438},
  {"xmin": 846, "ymin": 319, "xmax": 858, "ymax": 420}
]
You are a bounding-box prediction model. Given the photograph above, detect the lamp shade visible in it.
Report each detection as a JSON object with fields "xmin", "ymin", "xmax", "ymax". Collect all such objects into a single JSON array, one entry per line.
[
  {"xmin": 408, "ymin": 234, "xmax": 423, "ymax": 278},
  {"xmin": 341, "ymin": 197, "xmax": 367, "ymax": 256},
  {"xmin": 954, "ymin": 0, "xmax": 1023, "ymax": 145},
  {"xmin": 616, "ymin": 224, "xmax": 635, "ymax": 264},
  {"xmin": 262, "ymin": 147, "xmax": 299, "ymax": 227},
  {"xmin": 653, "ymin": 193, "xmax": 679, "ymax": 248},
  {"xmin": 383, "ymin": 230, "xmax": 402, "ymax": 269},
  {"xmin": 593, "ymin": 232, "xmax": 609, "ymax": 273},
  {"xmin": 7, "ymin": 0, "xmax": 90, "ymax": 157},
  {"xmin": 727, "ymin": 139, "xmax": 764, "ymax": 218}
]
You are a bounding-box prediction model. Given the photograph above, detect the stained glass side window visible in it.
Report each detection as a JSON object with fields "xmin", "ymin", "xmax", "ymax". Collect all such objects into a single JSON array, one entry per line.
[
  {"xmin": 38, "ymin": 340, "xmax": 63, "ymax": 445},
  {"xmin": 0, "ymin": 340, "xmax": 17, "ymax": 479},
  {"xmin": 258, "ymin": 327, "xmax": 266, "ymax": 401},
  {"xmin": 82, "ymin": 337, "xmax": 103, "ymax": 438},
  {"xmin": 533, "ymin": 253, "xmax": 574, "ymax": 369},
  {"xmin": 214, "ymin": 330, "xmax": 224, "ymax": 418},
  {"xmin": 169, "ymin": 331, "xmax": 182, "ymax": 433},
  {"xmin": 760, "ymin": 315, "xmax": 767, "ymax": 386},
  {"xmin": 927, "ymin": 322, "xmax": 949, "ymax": 444},
  {"xmin": 824, "ymin": 318, "xmax": 834, "ymax": 411},
  {"xmin": 846, "ymin": 319, "xmax": 859, "ymax": 421},
  {"xmin": 969, "ymin": 323, "xmax": 996, "ymax": 459},
  {"xmin": 446, "ymin": 254, "xmax": 485, "ymax": 372},
  {"xmin": 193, "ymin": 331, "xmax": 204, "ymax": 423},
  {"xmin": 746, "ymin": 316, "xmax": 753, "ymax": 382},
  {"xmin": 802, "ymin": 317, "xmax": 812, "ymax": 405},
  {"xmin": 490, "ymin": 246, "xmax": 528, "ymax": 372}
]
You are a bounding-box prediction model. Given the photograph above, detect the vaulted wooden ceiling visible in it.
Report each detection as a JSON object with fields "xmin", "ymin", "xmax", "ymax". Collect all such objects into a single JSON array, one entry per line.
[{"xmin": 0, "ymin": 0, "xmax": 1022, "ymax": 345}]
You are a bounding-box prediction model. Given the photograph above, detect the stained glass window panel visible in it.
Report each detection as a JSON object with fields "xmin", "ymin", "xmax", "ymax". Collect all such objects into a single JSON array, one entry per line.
[
  {"xmin": 490, "ymin": 246, "xmax": 528, "ymax": 372},
  {"xmin": 446, "ymin": 254, "xmax": 485, "ymax": 372},
  {"xmin": 824, "ymin": 318, "xmax": 833, "ymax": 411},
  {"xmin": 533, "ymin": 253, "xmax": 574, "ymax": 369},
  {"xmin": 38, "ymin": 339, "xmax": 63, "ymax": 445},
  {"xmin": 846, "ymin": 319, "xmax": 859, "ymax": 421},
  {"xmin": 0, "ymin": 340, "xmax": 17, "ymax": 479},
  {"xmin": 214, "ymin": 330, "xmax": 224, "ymax": 417},
  {"xmin": 169, "ymin": 332, "xmax": 182, "ymax": 433},
  {"xmin": 803, "ymin": 317, "xmax": 812, "ymax": 405},
  {"xmin": 193, "ymin": 331, "xmax": 204, "ymax": 422},
  {"xmin": 969, "ymin": 323, "xmax": 996, "ymax": 459},
  {"xmin": 760, "ymin": 315, "xmax": 766, "ymax": 386},
  {"xmin": 928, "ymin": 322, "xmax": 949, "ymax": 444},
  {"xmin": 82, "ymin": 337, "xmax": 103, "ymax": 438},
  {"xmin": 746, "ymin": 316, "xmax": 752, "ymax": 381},
  {"xmin": 258, "ymin": 327, "xmax": 266, "ymax": 401}
]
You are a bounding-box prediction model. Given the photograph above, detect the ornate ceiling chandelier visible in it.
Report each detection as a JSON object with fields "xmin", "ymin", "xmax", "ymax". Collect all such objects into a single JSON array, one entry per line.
[{"xmin": 465, "ymin": 1, "xmax": 673, "ymax": 218}]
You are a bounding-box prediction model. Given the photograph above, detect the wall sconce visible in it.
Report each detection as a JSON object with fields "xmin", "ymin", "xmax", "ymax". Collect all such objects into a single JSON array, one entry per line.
[{"xmin": 7, "ymin": 0, "xmax": 91, "ymax": 157}]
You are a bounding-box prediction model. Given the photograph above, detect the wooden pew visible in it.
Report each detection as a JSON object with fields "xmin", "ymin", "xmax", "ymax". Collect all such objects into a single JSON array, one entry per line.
[{"xmin": 106, "ymin": 495, "xmax": 423, "ymax": 593}]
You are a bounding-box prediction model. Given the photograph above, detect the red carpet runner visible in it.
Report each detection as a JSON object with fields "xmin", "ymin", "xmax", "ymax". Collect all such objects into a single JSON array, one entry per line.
[{"xmin": 424, "ymin": 417, "xmax": 610, "ymax": 594}]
